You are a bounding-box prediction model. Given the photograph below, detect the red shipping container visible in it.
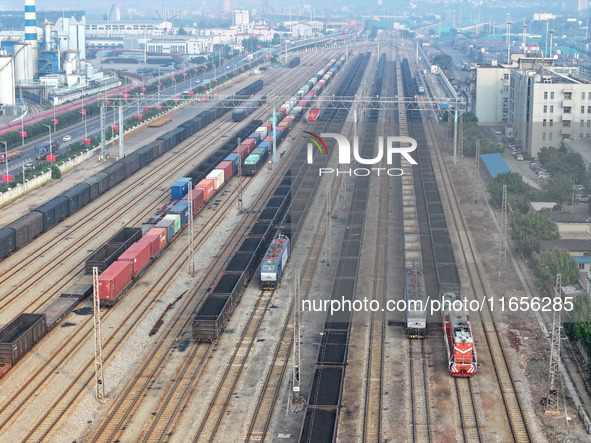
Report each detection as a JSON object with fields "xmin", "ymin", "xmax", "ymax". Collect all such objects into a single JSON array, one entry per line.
[
  {"xmin": 183, "ymin": 188, "xmax": 205, "ymax": 215},
  {"xmin": 262, "ymin": 122, "xmax": 273, "ymax": 132},
  {"xmin": 277, "ymin": 108, "xmax": 287, "ymax": 118},
  {"xmin": 98, "ymin": 261, "xmax": 132, "ymax": 302},
  {"xmin": 138, "ymin": 234, "xmax": 161, "ymax": 258},
  {"xmin": 195, "ymin": 179, "xmax": 215, "ymax": 201},
  {"xmin": 264, "ymin": 136, "xmax": 273, "ymax": 143},
  {"xmin": 119, "ymin": 242, "xmax": 151, "ymax": 277},
  {"xmin": 215, "ymin": 161, "xmax": 233, "ymax": 181},
  {"xmin": 241, "ymin": 139, "xmax": 256, "ymax": 151},
  {"xmin": 233, "ymin": 145, "xmax": 250, "ymax": 162},
  {"xmin": 145, "ymin": 228, "xmax": 168, "ymax": 250}
]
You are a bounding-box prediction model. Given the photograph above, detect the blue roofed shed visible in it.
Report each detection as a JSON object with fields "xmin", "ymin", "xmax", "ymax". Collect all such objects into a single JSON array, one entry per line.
[{"xmin": 480, "ymin": 153, "xmax": 511, "ymax": 180}]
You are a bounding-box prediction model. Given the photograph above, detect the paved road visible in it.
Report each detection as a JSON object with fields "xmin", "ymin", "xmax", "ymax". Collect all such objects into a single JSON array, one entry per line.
[{"xmin": 3, "ymin": 51, "xmax": 271, "ymax": 176}]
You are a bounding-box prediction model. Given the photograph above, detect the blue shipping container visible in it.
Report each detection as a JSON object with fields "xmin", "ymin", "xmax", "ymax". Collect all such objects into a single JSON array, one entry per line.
[
  {"xmin": 249, "ymin": 132, "xmax": 261, "ymax": 144},
  {"xmin": 155, "ymin": 218, "xmax": 175, "ymax": 241},
  {"xmin": 171, "ymin": 177, "xmax": 192, "ymax": 200},
  {"xmin": 258, "ymin": 141, "xmax": 270, "ymax": 150},
  {"xmin": 170, "ymin": 200, "xmax": 190, "ymax": 226},
  {"xmin": 224, "ymin": 153, "xmax": 239, "ymax": 173}
]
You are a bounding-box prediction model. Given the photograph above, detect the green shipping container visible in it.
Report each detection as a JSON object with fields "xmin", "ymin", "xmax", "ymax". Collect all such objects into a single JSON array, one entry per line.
[
  {"xmin": 244, "ymin": 154, "xmax": 261, "ymax": 165},
  {"xmin": 253, "ymin": 147, "xmax": 268, "ymax": 156},
  {"xmin": 163, "ymin": 214, "xmax": 181, "ymax": 234}
]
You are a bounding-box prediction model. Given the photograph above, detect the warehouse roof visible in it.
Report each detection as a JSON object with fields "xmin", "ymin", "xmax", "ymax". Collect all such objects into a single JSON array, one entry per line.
[
  {"xmin": 551, "ymin": 211, "xmax": 591, "ymax": 223},
  {"xmin": 480, "ymin": 153, "xmax": 511, "ymax": 179},
  {"xmin": 538, "ymin": 239, "xmax": 591, "ymax": 252}
]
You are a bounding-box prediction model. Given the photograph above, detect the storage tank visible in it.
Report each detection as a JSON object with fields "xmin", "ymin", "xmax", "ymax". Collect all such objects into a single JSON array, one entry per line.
[
  {"xmin": 0, "ymin": 56, "xmax": 16, "ymax": 105},
  {"xmin": 12, "ymin": 44, "xmax": 29, "ymax": 83}
]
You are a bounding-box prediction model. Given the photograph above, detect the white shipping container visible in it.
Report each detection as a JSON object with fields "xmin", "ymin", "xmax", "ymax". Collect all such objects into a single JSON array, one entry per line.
[
  {"xmin": 256, "ymin": 126, "xmax": 268, "ymax": 139},
  {"xmin": 207, "ymin": 169, "xmax": 225, "ymax": 190},
  {"xmin": 282, "ymin": 102, "xmax": 292, "ymax": 113}
]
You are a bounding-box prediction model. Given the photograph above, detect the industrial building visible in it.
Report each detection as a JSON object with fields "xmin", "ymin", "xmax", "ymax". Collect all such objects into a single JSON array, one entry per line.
[{"xmin": 0, "ymin": 0, "xmax": 115, "ymax": 109}]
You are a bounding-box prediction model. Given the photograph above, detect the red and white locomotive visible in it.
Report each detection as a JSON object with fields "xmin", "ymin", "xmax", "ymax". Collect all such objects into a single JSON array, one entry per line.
[{"xmin": 442, "ymin": 293, "xmax": 477, "ymax": 377}]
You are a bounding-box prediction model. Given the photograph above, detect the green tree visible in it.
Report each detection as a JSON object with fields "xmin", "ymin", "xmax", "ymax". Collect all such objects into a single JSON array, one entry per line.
[
  {"xmin": 543, "ymin": 173, "xmax": 575, "ymax": 206},
  {"xmin": 534, "ymin": 249, "xmax": 580, "ymax": 286},
  {"xmin": 51, "ymin": 165, "xmax": 61, "ymax": 179},
  {"xmin": 511, "ymin": 211, "xmax": 560, "ymax": 258}
]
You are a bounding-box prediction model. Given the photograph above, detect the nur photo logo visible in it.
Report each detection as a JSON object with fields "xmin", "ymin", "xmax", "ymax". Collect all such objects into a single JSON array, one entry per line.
[{"xmin": 305, "ymin": 133, "xmax": 419, "ymax": 176}]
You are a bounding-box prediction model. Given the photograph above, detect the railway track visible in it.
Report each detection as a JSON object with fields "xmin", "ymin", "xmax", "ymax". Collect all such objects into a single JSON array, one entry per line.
[
  {"xmin": 0, "ymin": 51, "xmax": 338, "ymax": 441},
  {"xmin": 454, "ymin": 379, "xmax": 482, "ymax": 442},
  {"xmin": 409, "ymin": 340, "xmax": 431, "ymax": 443},
  {"xmin": 360, "ymin": 52, "xmax": 392, "ymax": 443},
  {"xmin": 138, "ymin": 59, "xmax": 357, "ymax": 439},
  {"xmin": 0, "ymin": 58, "xmax": 330, "ymax": 322},
  {"xmin": 243, "ymin": 87, "xmax": 360, "ymax": 442},
  {"xmin": 395, "ymin": 54, "xmax": 434, "ymax": 443},
  {"xmin": 422, "ymin": 103, "xmax": 531, "ymax": 442},
  {"xmin": 86, "ymin": 85, "xmax": 333, "ymax": 442},
  {"xmin": 192, "ymin": 289, "xmax": 275, "ymax": 441}
]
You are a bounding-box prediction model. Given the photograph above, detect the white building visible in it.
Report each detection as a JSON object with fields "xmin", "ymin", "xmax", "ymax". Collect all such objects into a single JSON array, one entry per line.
[
  {"xmin": 233, "ymin": 10, "xmax": 250, "ymax": 27},
  {"xmin": 86, "ymin": 20, "xmax": 173, "ymax": 36},
  {"xmin": 474, "ymin": 65, "xmax": 511, "ymax": 124},
  {"xmin": 134, "ymin": 36, "xmax": 211, "ymax": 54},
  {"xmin": 473, "ymin": 55, "xmax": 591, "ymax": 157},
  {"xmin": 55, "ymin": 16, "xmax": 87, "ymax": 61}
]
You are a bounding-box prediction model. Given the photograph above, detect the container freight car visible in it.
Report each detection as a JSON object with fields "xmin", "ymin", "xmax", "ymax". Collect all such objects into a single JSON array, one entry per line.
[
  {"xmin": 442, "ymin": 293, "xmax": 477, "ymax": 377},
  {"xmin": 0, "ymin": 313, "xmax": 47, "ymax": 365},
  {"xmin": 98, "ymin": 261, "xmax": 133, "ymax": 305},
  {"xmin": 260, "ymin": 233, "xmax": 290, "ymax": 290}
]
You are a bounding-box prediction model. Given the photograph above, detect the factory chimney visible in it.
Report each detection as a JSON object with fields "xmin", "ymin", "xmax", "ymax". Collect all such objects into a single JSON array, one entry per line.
[{"xmin": 24, "ymin": 0, "xmax": 38, "ymax": 78}]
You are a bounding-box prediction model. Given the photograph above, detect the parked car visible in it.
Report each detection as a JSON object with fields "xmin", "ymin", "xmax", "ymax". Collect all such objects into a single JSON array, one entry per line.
[{"xmin": 516, "ymin": 154, "xmax": 524, "ymax": 161}]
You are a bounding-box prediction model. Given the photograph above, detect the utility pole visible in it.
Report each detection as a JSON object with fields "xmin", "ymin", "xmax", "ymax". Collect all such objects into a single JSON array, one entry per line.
[
  {"xmin": 473, "ymin": 139, "xmax": 481, "ymax": 205},
  {"xmin": 325, "ymin": 189, "xmax": 331, "ymax": 267},
  {"xmin": 545, "ymin": 273, "xmax": 562, "ymax": 415},
  {"xmin": 93, "ymin": 266, "xmax": 105, "ymax": 400},
  {"xmin": 187, "ymin": 179, "xmax": 195, "ymax": 277},
  {"xmin": 100, "ymin": 101, "xmax": 106, "ymax": 160},
  {"xmin": 272, "ymin": 105, "xmax": 277, "ymax": 164},
  {"xmin": 498, "ymin": 184, "xmax": 507, "ymax": 277},
  {"xmin": 118, "ymin": 106, "xmax": 125, "ymax": 159},
  {"xmin": 237, "ymin": 138, "xmax": 243, "ymax": 211},
  {"xmin": 291, "ymin": 269, "xmax": 304, "ymax": 411},
  {"xmin": 453, "ymin": 109, "xmax": 458, "ymax": 164}
]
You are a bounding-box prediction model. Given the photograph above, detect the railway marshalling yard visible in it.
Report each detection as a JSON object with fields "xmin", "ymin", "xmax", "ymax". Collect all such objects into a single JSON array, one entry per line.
[{"xmin": 0, "ymin": 37, "xmax": 589, "ymax": 442}]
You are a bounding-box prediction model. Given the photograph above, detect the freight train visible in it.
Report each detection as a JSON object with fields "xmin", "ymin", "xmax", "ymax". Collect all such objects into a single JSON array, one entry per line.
[
  {"xmin": 0, "ymin": 54, "xmax": 346, "ymax": 378},
  {"xmin": 192, "ymin": 54, "xmax": 348, "ymax": 342},
  {"xmin": 0, "ymin": 79, "xmax": 265, "ymax": 261},
  {"xmin": 401, "ymin": 58, "xmax": 473, "ymax": 376},
  {"xmin": 232, "ymin": 94, "xmax": 266, "ymax": 122},
  {"xmin": 0, "ymin": 84, "xmax": 136, "ymax": 138},
  {"xmin": 260, "ymin": 232, "xmax": 290, "ymax": 290},
  {"xmin": 442, "ymin": 293, "xmax": 477, "ymax": 376}
]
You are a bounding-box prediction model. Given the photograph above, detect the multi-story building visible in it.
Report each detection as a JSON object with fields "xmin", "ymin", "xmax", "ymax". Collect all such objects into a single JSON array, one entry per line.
[{"xmin": 472, "ymin": 55, "xmax": 591, "ymax": 157}]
